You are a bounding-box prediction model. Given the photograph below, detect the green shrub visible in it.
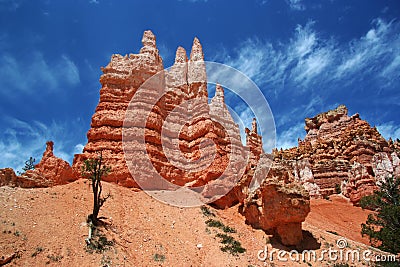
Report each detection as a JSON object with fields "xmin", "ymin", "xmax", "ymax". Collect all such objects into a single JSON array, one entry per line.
[
  {"xmin": 201, "ymin": 206, "xmax": 215, "ymax": 217},
  {"xmin": 153, "ymin": 253, "xmax": 165, "ymax": 262},
  {"xmin": 85, "ymin": 227, "xmax": 114, "ymax": 254},
  {"xmin": 216, "ymin": 233, "xmax": 246, "ymax": 255},
  {"xmin": 360, "ymin": 176, "xmax": 400, "ymax": 254},
  {"xmin": 205, "ymin": 219, "xmax": 236, "ymax": 233},
  {"xmin": 31, "ymin": 247, "xmax": 44, "ymax": 257}
]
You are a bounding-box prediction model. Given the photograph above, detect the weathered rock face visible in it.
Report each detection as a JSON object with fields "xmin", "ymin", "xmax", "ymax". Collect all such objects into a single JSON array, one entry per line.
[
  {"xmin": 211, "ymin": 118, "xmax": 263, "ymax": 208},
  {"xmin": 73, "ymin": 31, "xmax": 247, "ymax": 191},
  {"xmin": 72, "ymin": 30, "xmax": 164, "ymax": 187},
  {"xmin": 342, "ymin": 162, "xmax": 376, "ymax": 204},
  {"xmin": 35, "ymin": 141, "xmax": 76, "ymax": 185},
  {"xmin": 0, "ymin": 168, "xmax": 46, "ymax": 188},
  {"xmin": 0, "ymin": 141, "xmax": 75, "ymax": 188},
  {"xmin": 241, "ymin": 157, "xmax": 310, "ymax": 246},
  {"xmin": 274, "ymin": 105, "xmax": 400, "ymax": 204},
  {"xmin": 72, "ymin": 30, "xmax": 310, "ymax": 245}
]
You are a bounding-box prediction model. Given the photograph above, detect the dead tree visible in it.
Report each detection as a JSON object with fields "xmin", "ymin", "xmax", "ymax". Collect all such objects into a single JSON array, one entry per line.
[{"xmin": 81, "ymin": 152, "xmax": 111, "ymax": 226}]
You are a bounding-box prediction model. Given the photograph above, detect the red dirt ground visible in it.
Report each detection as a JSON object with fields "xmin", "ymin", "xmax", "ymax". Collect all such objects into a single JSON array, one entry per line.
[{"xmin": 0, "ymin": 181, "xmax": 393, "ymax": 266}]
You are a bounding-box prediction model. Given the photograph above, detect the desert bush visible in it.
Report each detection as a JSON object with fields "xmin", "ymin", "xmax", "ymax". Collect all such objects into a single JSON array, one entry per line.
[
  {"xmin": 360, "ymin": 176, "xmax": 400, "ymax": 254},
  {"xmin": 205, "ymin": 219, "xmax": 236, "ymax": 233},
  {"xmin": 85, "ymin": 227, "xmax": 114, "ymax": 254},
  {"xmin": 31, "ymin": 247, "xmax": 44, "ymax": 257},
  {"xmin": 201, "ymin": 206, "xmax": 215, "ymax": 217},
  {"xmin": 216, "ymin": 233, "xmax": 246, "ymax": 255},
  {"xmin": 153, "ymin": 253, "xmax": 165, "ymax": 262}
]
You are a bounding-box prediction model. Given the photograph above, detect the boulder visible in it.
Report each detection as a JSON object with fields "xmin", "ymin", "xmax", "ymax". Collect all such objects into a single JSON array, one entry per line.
[{"xmin": 242, "ymin": 161, "xmax": 310, "ymax": 246}]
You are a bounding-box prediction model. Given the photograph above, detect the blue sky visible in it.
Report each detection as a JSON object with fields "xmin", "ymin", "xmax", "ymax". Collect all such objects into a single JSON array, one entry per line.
[{"xmin": 1, "ymin": 0, "xmax": 399, "ymax": 171}]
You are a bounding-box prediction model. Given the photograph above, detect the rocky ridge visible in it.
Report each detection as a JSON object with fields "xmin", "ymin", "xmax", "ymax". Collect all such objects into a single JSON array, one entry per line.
[
  {"xmin": 0, "ymin": 141, "xmax": 75, "ymax": 188},
  {"xmin": 273, "ymin": 105, "xmax": 400, "ymax": 204}
]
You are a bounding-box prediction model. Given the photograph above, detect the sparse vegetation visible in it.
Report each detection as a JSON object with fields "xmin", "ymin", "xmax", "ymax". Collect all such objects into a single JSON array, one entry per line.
[
  {"xmin": 85, "ymin": 227, "xmax": 114, "ymax": 254},
  {"xmin": 216, "ymin": 233, "xmax": 246, "ymax": 255},
  {"xmin": 205, "ymin": 219, "xmax": 237, "ymax": 233},
  {"xmin": 81, "ymin": 152, "xmax": 111, "ymax": 226},
  {"xmin": 205, "ymin": 218, "xmax": 224, "ymax": 228},
  {"xmin": 360, "ymin": 176, "xmax": 400, "ymax": 254},
  {"xmin": 31, "ymin": 247, "xmax": 44, "ymax": 257},
  {"xmin": 201, "ymin": 205, "xmax": 215, "ymax": 217},
  {"xmin": 202, "ymin": 211, "xmax": 245, "ymax": 256},
  {"xmin": 46, "ymin": 253, "xmax": 63, "ymax": 263},
  {"xmin": 153, "ymin": 253, "xmax": 165, "ymax": 262}
]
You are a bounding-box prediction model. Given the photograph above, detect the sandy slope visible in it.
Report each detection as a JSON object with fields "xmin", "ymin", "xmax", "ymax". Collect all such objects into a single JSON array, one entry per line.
[
  {"xmin": 0, "ymin": 180, "xmax": 391, "ymax": 267},
  {"xmin": 305, "ymin": 195, "xmax": 372, "ymax": 245}
]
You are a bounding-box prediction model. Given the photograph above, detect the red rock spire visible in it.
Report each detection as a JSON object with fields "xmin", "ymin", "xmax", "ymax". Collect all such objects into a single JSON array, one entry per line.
[
  {"xmin": 214, "ymin": 83, "xmax": 225, "ymax": 103},
  {"xmin": 251, "ymin": 118, "xmax": 257, "ymax": 134},
  {"xmin": 189, "ymin": 37, "xmax": 204, "ymax": 61},
  {"xmin": 175, "ymin": 46, "xmax": 188, "ymax": 63},
  {"xmin": 188, "ymin": 37, "xmax": 207, "ymax": 98}
]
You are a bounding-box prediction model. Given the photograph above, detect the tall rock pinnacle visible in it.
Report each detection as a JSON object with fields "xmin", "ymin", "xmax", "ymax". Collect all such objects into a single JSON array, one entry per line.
[
  {"xmin": 188, "ymin": 37, "xmax": 207, "ymax": 98},
  {"xmin": 140, "ymin": 30, "xmax": 157, "ymax": 54},
  {"xmin": 73, "ymin": 32, "xmax": 239, "ymax": 189},
  {"xmin": 189, "ymin": 37, "xmax": 204, "ymax": 61},
  {"xmin": 214, "ymin": 83, "xmax": 225, "ymax": 103},
  {"xmin": 175, "ymin": 46, "xmax": 188, "ymax": 63}
]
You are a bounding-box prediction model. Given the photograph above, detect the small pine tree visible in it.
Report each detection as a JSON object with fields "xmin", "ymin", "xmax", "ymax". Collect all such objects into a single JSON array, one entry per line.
[
  {"xmin": 360, "ymin": 176, "xmax": 400, "ymax": 254},
  {"xmin": 20, "ymin": 157, "xmax": 36, "ymax": 174},
  {"xmin": 81, "ymin": 152, "xmax": 111, "ymax": 226}
]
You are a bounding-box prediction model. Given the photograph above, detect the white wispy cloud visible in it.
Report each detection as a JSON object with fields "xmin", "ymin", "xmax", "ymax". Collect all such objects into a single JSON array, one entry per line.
[
  {"xmin": 334, "ymin": 19, "xmax": 399, "ymax": 83},
  {"xmin": 276, "ymin": 123, "xmax": 305, "ymax": 149},
  {"xmin": 291, "ymin": 46, "xmax": 332, "ymax": 86},
  {"xmin": 0, "ymin": 51, "xmax": 80, "ymax": 96},
  {"xmin": 213, "ymin": 18, "xmax": 400, "ymax": 150},
  {"xmin": 287, "ymin": 0, "xmax": 305, "ymax": 10},
  {"xmin": 73, "ymin": 143, "xmax": 84, "ymax": 154},
  {"xmin": 214, "ymin": 18, "xmax": 400, "ymax": 93},
  {"xmin": 0, "ymin": 117, "xmax": 84, "ymax": 172},
  {"xmin": 377, "ymin": 122, "xmax": 400, "ymax": 141}
]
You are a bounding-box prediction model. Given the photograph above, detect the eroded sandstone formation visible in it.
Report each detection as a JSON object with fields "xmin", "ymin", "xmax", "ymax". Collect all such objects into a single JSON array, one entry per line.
[
  {"xmin": 241, "ymin": 156, "xmax": 310, "ymax": 246},
  {"xmin": 73, "ymin": 31, "xmax": 248, "ymax": 192},
  {"xmin": 274, "ymin": 105, "xmax": 400, "ymax": 204},
  {"xmin": 72, "ymin": 30, "xmax": 164, "ymax": 187},
  {"xmin": 212, "ymin": 118, "xmax": 264, "ymax": 208},
  {"xmin": 0, "ymin": 141, "xmax": 75, "ymax": 188},
  {"xmin": 0, "ymin": 168, "xmax": 52, "ymax": 188},
  {"xmin": 35, "ymin": 141, "xmax": 76, "ymax": 185},
  {"xmin": 70, "ymin": 30, "xmax": 310, "ymax": 245}
]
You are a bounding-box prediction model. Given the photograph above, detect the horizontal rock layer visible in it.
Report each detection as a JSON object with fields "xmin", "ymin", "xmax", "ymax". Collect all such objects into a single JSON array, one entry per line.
[{"xmin": 273, "ymin": 105, "xmax": 400, "ymax": 204}]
